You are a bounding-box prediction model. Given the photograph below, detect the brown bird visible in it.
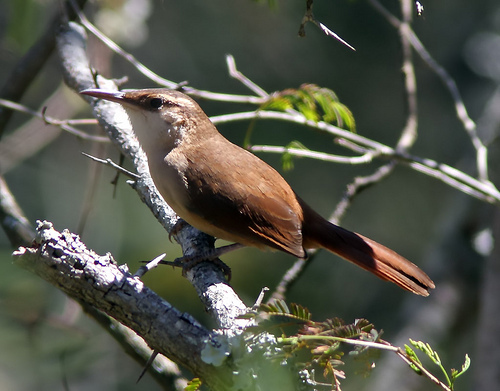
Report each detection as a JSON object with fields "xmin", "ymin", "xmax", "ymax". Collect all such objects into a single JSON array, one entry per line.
[{"xmin": 81, "ymin": 88, "xmax": 435, "ymax": 296}]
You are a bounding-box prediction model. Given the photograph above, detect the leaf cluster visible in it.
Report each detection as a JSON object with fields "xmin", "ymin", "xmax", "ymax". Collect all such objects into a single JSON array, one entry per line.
[
  {"xmin": 261, "ymin": 84, "xmax": 356, "ymax": 131},
  {"xmin": 245, "ymin": 300, "xmax": 381, "ymax": 389},
  {"xmin": 241, "ymin": 300, "xmax": 470, "ymax": 391},
  {"xmin": 405, "ymin": 339, "xmax": 470, "ymax": 390}
]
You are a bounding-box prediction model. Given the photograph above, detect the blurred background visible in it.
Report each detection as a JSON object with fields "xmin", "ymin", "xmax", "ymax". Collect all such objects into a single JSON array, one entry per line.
[{"xmin": 1, "ymin": 0, "xmax": 499, "ymax": 389}]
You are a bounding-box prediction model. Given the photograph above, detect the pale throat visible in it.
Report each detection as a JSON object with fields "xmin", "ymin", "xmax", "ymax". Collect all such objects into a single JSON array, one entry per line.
[{"xmin": 125, "ymin": 108, "xmax": 187, "ymax": 156}]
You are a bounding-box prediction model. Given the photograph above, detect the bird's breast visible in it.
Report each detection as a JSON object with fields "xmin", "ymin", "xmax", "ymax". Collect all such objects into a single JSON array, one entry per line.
[{"xmin": 148, "ymin": 147, "xmax": 192, "ymax": 217}]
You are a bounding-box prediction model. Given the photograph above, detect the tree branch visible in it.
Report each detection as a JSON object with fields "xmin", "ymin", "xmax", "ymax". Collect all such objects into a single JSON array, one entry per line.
[
  {"xmin": 0, "ymin": 175, "xmax": 35, "ymax": 247},
  {"xmin": 13, "ymin": 221, "xmax": 233, "ymax": 390}
]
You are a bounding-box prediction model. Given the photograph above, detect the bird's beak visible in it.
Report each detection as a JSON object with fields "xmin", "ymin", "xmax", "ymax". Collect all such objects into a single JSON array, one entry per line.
[{"xmin": 80, "ymin": 89, "xmax": 126, "ymax": 104}]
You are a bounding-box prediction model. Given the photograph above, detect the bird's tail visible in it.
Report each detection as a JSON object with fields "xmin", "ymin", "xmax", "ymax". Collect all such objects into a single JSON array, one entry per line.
[{"xmin": 300, "ymin": 202, "xmax": 435, "ymax": 296}]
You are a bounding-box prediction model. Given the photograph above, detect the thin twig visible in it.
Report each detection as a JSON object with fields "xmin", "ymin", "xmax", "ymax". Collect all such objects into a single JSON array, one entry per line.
[
  {"xmin": 226, "ymin": 55, "xmax": 268, "ymax": 98},
  {"xmin": 394, "ymin": 347, "xmax": 451, "ymax": 390},
  {"xmin": 81, "ymin": 152, "xmax": 140, "ymax": 179},
  {"xmin": 268, "ymin": 258, "xmax": 310, "ymax": 302},
  {"xmin": 137, "ymin": 350, "xmax": 160, "ymax": 384},
  {"xmin": 69, "ymin": 0, "xmax": 177, "ymax": 89},
  {"xmin": 368, "ymin": 0, "xmax": 490, "ymax": 183},
  {"xmin": 252, "ymin": 287, "xmax": 270, "ymax": 309},
  {"xmin": 249, "ymin": 145, "xmax": 377, "ymax": 165},
  {"xmin": 298, "ymin": 0, "xmax": 356, "ymax": 51},
  {"xmin": 0, "ymin": 99, "xmax": 108, "ymax": 142},
  {"xmin": 211, "ymin": 110, "xmax": 500, "ymax": 203},
  {"xmin": 285, "ymin": 334, "xmax": 451, "ymax": 389},
  {"xmin": 269, "ymin": 161, "xmax": 395, "ymax": 302},
  {"xmin": 396, "ymin": 0, "xmax": 418, "ymax": 151},
  {"xmin": 332, "ymin": 163, "xmax": 396, "ymax": 224},
  {"xmin": 287, "ymin": 334, "xmax": 452, "ymax": 390},
  {"xmin": 70, "ymin": 1, "xmax": 267, "ymax": 105},
  {"xmin": 211, "ymin": 110, "xmax": 394, "ymax": 152},
  {"xmin": 77, "ymin": 142, "xmax": 107, "ymax": 236},
  {"xmin": 134, "ymin": 253, "xmax": 167, "ymax": 278}
]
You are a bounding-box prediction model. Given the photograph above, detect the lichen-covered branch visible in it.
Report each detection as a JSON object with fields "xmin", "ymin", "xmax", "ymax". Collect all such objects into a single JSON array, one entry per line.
[{"xmin": 13, "ymin": 221, "xmax": 234, "ymax": 390}]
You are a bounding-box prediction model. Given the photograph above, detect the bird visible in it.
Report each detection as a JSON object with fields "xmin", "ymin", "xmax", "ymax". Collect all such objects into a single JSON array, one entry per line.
[{"xmin": 80, "ymin": 88, "xmax": 435, "ymax": 296}]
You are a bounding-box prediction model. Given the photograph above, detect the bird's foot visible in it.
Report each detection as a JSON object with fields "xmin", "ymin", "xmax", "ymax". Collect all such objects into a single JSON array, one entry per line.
[
  {"xmin": 160, "ymin": 256, "xmax": 232, "ymax": 281},
  {"xmin": 159, "ymin": 243, "xmax": 244, "ymax": 281}
]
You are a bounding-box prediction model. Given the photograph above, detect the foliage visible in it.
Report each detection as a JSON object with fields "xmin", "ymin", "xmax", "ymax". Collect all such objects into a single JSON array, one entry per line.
[
  {"xmin": 405, "ymin": 340, "xmax": 471, "ymax": 391},
  {"xmin": 280, "ymin": 141, "xmax": 310, "ymax": 171},
  {"xmin": 184, "ymin": 377, "xmax": 202, "ymax": 391},
  {"xmin": 261, "ymin": 84, "xmax": 356, "ymax": 131},
  {"xmin": 240, "ymin": 300, "xmax": 471, "ymax": 390}
]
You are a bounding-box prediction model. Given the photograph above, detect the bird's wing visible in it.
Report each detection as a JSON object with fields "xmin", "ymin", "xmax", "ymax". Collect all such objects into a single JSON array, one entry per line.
[{"xmin": 182, "ymin": 140, "xmax": 305, "ymax": 258}]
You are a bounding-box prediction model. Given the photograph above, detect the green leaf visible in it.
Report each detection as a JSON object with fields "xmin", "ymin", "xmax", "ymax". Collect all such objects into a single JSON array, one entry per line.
[
  {"xmin": 260, "ymin": 299, "xmax": 312, "ymax": 321},
  {"xmin": 409, "ymin": 339, "xmax": 441, "ymax": 365},
  {"xmin": 280, "ymin": 140, "xmax": 309, "ymax": 171},
  {"xmin": 451, "ymin": 354, "xmax": 471, "ymax": 381},
  {"xmin": 184, "ymin": 378, "xmax": 202, "ymax": 391},
  {"xmin": 261, "ymin": 84, "xmax": 356, "ymax": 131},
  {"xmin": 404, "ymin": 344, "xmax": 423, "ymax": 374}
]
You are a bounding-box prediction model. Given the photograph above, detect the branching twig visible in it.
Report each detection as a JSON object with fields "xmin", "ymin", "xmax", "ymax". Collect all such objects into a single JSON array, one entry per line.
[
  {"xmin": 70, "ymin": 1, "xmax": 267, "ymax": 105},
  {"xmin": 0, "ymin": 98, "xmax": 107, "ymax": 142},
  {"xmin": 68, "ymin": 0, "xmax": 498, "ymax": 207},
  {"xmin": 81, "ymin": 152, "xmax": 140, "ymax": 179},
  {"xmin": 332, "ymin": 162, "xmax": 396, "ymax": 224},
  {"xmin": 212, "ymin": 110, "xmax": 500, "ymax": 203},
  {"xmin": 226, "ymin": 54, "xmax": 268, "ymax": 98},
  {"xmin": 368, "ymin": 0, "xmax": 490, "ymax": 183}
]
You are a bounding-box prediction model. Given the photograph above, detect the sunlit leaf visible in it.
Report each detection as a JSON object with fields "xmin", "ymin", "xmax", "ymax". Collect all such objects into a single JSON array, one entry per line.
[
  {"xmin": 280, "ymin": 140, "xmax": 309, "ymax": 171},
  {"xmin": 261, "ymin": 84, "xmax": 356, "ymax": 131},
  {"xmin": 184, "ymin": 378, "xmax": 202, "ymax": 391}
]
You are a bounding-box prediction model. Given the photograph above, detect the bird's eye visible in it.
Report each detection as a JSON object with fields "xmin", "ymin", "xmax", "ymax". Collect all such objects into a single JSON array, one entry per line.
[{"xmin": 149, "ymin": 98, "xmax": 163, "ymax": 109}]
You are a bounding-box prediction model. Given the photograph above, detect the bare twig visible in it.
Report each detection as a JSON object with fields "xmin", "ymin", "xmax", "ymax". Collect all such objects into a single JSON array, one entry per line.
[
  {"xmin": 134, "ymin": 253, "xmax": 167, "ymax": 278},
  {"xmin": 0, "ymin": 175, "xmax": 35, "ymax": 247},
  {"xmin": 226, "ymin": 55, "xmax": 268, "ymax": 98},
  {"xmin": 0, "ymin": 98, "xmax": 108, "ymax": 142},
  {"xmin": 298, "ymin": 0, "xmax": 356, "ymax": 51},
  {"xmin": 249, "ymin": 145, "xmax": 377, "ymax": 164},
  {"xmin": 396, "ymin": 0, "xmax": 418, "ymax": 151},
  {"xmin": 268, "ymin": 258, "xmax": 310, "ymax": 302},
  {"xmin": 68, "ymin": 0, "xmax": 177, "ymax": 89},
  {"xmin": 212, "ymin": 110, "xmax": 500, "ymax": 203},
  {"xmin": 332, "ymin": 163, "xmax": 396, "ymax": 224},
  {"xmin": 368, "ymin": 0, "xmax": 490, "ymax": 183},
  {"xmin": 81, "ymin": 152, "xmax": 140, "ymax": 179},
  {"xmin": 70, "ymin": 1, "xmax": 267, "ymax": 105}
]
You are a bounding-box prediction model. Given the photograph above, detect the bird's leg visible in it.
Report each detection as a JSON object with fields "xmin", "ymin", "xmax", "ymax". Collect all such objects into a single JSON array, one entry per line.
[{"xmin": 159, "ymin": 243, "xmax": 245, "ymax": 281}]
